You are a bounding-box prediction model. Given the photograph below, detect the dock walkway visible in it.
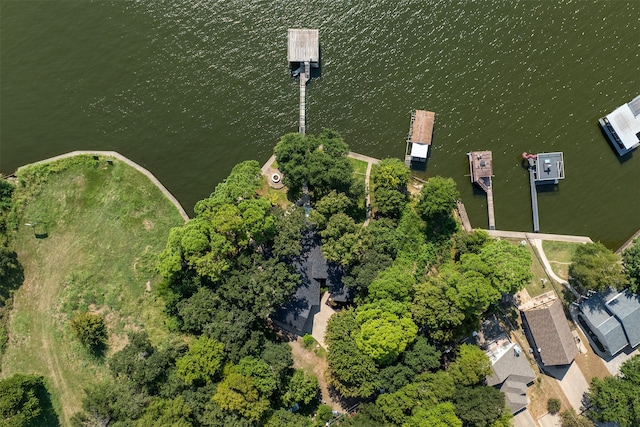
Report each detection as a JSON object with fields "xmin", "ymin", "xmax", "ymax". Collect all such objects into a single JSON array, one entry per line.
[
  {"xmin": 299, "ymin": 64, "xmax": 309, "ymax": 135},
  {"xmin": 527, "ymin": 158, "xmax": 540, "ymax": 232}
]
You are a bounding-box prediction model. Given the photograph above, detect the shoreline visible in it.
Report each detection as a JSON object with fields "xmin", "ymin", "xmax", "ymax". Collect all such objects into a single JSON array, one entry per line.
[
  {"xmin": 15, "ymin": 150, "xmax": 190, "ymax": 222},
  {"xmin": 11, "ymin": 151, "xmax": 638, "ymax": 250}
]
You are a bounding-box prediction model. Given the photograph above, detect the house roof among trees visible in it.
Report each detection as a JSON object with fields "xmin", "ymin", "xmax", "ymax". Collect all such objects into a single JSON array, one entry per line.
[
  {"xmin": 486, "ymin": 343, "xmax": 536, "ymax": 387},
  {"xmin": 272, "ymin": 228, "xmax": 351, "ymax": 334},
  {"xmin": 521, "ymin": 295, "xmax": 577, "ymax": 366}
]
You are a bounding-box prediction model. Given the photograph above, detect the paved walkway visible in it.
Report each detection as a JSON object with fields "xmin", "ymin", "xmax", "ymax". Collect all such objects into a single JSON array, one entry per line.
[
  {"xmin": 311, "ymin": 292, "xmax": 336, "ymax": 350},
  {"xmin": 530, "ymin": 239, "xmax": 570, "ymax": 287},
  {"xmin": 16, "ymin": 150, "xmax": 189, "ymax": 221},
  {"xmin": 486, "ymin": 229, "xmax": 593, "ymax": 243}
]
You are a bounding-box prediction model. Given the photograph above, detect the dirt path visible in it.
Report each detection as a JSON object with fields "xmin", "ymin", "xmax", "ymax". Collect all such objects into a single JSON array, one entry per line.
[
  {"xmin": 3, "ymin": 234, "xmax": 78, "ymax": 425},
  {"xmin": 289, "ymin": 339, "xmax": 344, "ymax": 412}
]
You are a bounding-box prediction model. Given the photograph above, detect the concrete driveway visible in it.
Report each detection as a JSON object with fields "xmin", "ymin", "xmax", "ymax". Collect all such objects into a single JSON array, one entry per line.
[
  {"xmin": 538, "ymin": 413, "xmax": 561, "ymax": 427},
  {"xmin": 513, "ymin": 409, "xmax": 537, "ymax": 427},
  {"xmin": 311, "ymin": 292, "xmax": 336, "ymax": 349},
  {"xmin": 545, "ymin": 362, "xmax": 589, "ymax": 411}
]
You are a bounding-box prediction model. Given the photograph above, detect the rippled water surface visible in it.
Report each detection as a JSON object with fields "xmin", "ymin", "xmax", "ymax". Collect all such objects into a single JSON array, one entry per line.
[{"xmin": 1, "ymin": 0, "xmax": 639, "ymax": 247}]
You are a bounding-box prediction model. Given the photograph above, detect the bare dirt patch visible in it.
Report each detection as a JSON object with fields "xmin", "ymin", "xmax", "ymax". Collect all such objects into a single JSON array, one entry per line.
[{"xmin": 289, "ymin": 338, "xmax": 344, "ymax": 412}]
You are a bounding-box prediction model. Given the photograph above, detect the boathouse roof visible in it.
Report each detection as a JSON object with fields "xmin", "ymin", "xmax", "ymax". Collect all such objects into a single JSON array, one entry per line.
[
  {"xmin": 409, "ymin": 110, "xmax": 435, "ymax": 146},
  {"xmin": 469, "ymin": 151, "xmax": 493, "ymax": 181},
  {"xmin": 534, "ymin": 152, "xmax": 565, "ymax": 183},
  {"xmin": 603, "ymin": 95, "xmax": 640, "ymax": 154},
  {"xmin": 288, "ymin": 29, "xmax": 320, "ymax": 64}
]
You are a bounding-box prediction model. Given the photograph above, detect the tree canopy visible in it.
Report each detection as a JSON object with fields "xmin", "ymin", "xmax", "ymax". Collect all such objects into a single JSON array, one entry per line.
[
  {"xmin": 622, "ymin": 237, "xmax": 640, "ymax": 293},
  {"xmin": 570, "ymin": 242, "xmax": 626, "ymax": 291}
]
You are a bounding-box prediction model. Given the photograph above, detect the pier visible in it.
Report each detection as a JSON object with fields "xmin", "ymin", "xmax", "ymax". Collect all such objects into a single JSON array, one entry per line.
[
  {"xmin": 527, "ymin": 158, "xmax": 540, "ymax": 233},
  {"xmin": 468, "ymin": 151, "xmax": 495, "ymax": 230},
  {"xmin": 288, "ymin": 29, "xmax": 319, "ymax": 135},
  {"xmin": 523, "ymin": 152, "xmax": 565, "ymax": 233}
]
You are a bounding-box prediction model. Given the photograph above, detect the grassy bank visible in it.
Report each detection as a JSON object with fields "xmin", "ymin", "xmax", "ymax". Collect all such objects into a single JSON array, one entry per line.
[{"xmin": 0, "ymin": 155, "xmax": 185, "ymax": 425}]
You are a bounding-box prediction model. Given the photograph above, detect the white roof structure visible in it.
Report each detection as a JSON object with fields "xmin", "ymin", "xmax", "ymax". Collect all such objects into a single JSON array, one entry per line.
[
  {"xmin": 410, "ymin": 142, "xmax": 429, "ymax": 159},
  {"xmin": 599, "ymin": 95, "xmax": 640, "ymax": 156},
  {"xmin": 287, "ymin": 29, "xmax": 320, "ymax": 65}
]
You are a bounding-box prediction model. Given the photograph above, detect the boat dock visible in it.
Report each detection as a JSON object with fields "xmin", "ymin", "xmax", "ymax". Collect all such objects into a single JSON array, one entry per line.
[
  {"xmin": 523, "ymin": 152, "xmax": 565, "ymax": 233},
  {"xmin": 405, "ymin": 110, "xmax": 435, "ymax": 168},
  {"xmin": 468, "ymin": 151, "xmax": 495, "ymax": 230},
  {"xmin": 288, "ymin": 29, "xmax": 319, "ymax": 135}
]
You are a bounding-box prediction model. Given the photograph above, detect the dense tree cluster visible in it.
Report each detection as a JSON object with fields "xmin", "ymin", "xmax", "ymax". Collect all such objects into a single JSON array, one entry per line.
[
  {"xmin": 622, "ymin": 237, "xmax": 640, "ymax": 293},
  {"xmin": 274, "ymin": 130, "xmax": 363, "ymax": 202},
  {"xmin": 587, "ymin": 354, "xmax": 640, "ymax": 427},
  {"xmin": 569, "ymin": 242, "xmax": 626, "ymax": 291},
  {"xmin": 372, "ymin": 158, "xmax": 411, "ymax": 220},
  {"xmin": 0, "ymin": 374, "xmax": 54, "ymax": 426}
]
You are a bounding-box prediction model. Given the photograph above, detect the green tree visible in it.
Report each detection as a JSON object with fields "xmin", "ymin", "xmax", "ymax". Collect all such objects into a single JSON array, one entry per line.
[
  {"xmin": 0, "ymin": 246, "xmax": 24, "ymax": 304},
  {"xmin": 402, "ymin": 336, "xmax": 441, "ymax": 373},
  {"xmin": 0, "ymin": 374, "xmax": 48, "ymax": 427},
  {"xmin": 416, "ymin": 176, "xmax": 460, "ymax": 220},
  {"xmin": 366, "ymin": 261, "xmax": 416, "ymax": 303},
  {"xmin": 561, "ymin": 409, "xmax": 594, "ymax": 427},
  {"xmin": 587, "ymin": 376, "xmax": 640, "ymax": 427},
  {"xmin": 412, "ymin": 274, "xmax": 465, "ymax": 343},
  {"xmin": 570, "ymin": 242, "xmax": 626, "ymax": 291},
  {"xmin": 176, "ymin": 336, "xmax": 225, "ymax": 386},
  {"xmin": 282, "ymin": 370, "xmax": 319, "ymax": 407},
  {"xmin": 404, "ymin": 402, "xmax": 462, "ymax": 427},
  {"xmin": 264, "ymin": 409, "xmax": 312, "ymax": 427},
  {"xmin": 622, "ymin": 237, "xmax": 640, "ymax": 293},
  {"xmin": 547, "ymin": 398, "xmax": 561, "ymax": 414},
  {"xmin": 232, "ymin": 356, "xmax": 278, "ymax": 398},
  {"xmin": 373, "ymin": 158, "xmax": 411, "ymax": 190},
  {"xmin": 354, "ymin": 302, "xmax": 418, "ymax": 366},
  {"xmin": 373, "ymin": 187, "xmax": 407, "ymax": 220},
  {"xmin": 69, "ymin": 312, "xmax": 107, "ymax": 354},
  {"xmin": 453, "ymin": 229, "xmax": 489, "ymax": 261},
  {"xmin": 320, "ymin": 213, "xmax": 362, "ymax": 266},
  {"xmin": 454, "ymin": 386, "xmax": 509, "ymax": 427},
  {"xmin": 326, "ymin": 310, "xmax": 380, "ymax": 398},
  {"xmin": 309, "ymin": 190, "xmax": 353, "ymax": 230},
  {"xmin": 478, "ymin": 239, "xmax": 533, "ymax": 294},
  {"xmin": 136, "ymin": 396, "xmax": 192, "ymax": 427},
  {"xmin": 447, "ymin": 344, "xmax": 492, "ymax": 387},
  {"xmin": 211, "ymin": 372, "xmax": 270, "ymax": 422}
]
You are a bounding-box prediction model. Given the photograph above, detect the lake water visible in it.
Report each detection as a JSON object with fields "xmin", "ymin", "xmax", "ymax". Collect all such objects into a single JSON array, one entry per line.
[{"xmin": 1, "ymin": 0, "xmax": 639, "ymax": 248}]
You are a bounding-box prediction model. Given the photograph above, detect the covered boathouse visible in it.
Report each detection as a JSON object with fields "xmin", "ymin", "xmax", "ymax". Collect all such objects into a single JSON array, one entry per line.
[
  {"xmin": 599, "ymin": 95, "xmax": 640, "ymax": 156},
  {"xmin": 405, "ymin": 110, "xmax": 435, "ymax": 168},
  {"xmin": 287, "ymin": 29, "xmax": 320, "ymax": 69}
]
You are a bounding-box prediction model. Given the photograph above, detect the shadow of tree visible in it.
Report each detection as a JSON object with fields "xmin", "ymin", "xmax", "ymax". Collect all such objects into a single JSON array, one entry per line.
[
  {"xmin": 30, "ymin": 381, "xmax": 61, "ymax": 427},
  {"xmin": 0, "ymin": 247, "xmax": 24, "ymax": 303}
]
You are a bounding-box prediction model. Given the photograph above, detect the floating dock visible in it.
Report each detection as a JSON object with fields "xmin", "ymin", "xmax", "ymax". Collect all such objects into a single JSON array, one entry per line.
[
  {"xmin": 523, "ymin": 152, "xmax": 565, "ymax": 233},
  {"xmin": 288, "ymin": 29, "xmax": 319, "ymax": 135},
  {"xmin": 468, "ymin": 151, "xmax": 495, "ymax": 230},
  {"xmin": 405, "ymin": 110, "xmax": 435, "ymax": 168}
]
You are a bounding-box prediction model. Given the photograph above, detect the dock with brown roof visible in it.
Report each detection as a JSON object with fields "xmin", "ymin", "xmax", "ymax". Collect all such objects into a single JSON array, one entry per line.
[
  {"xmin": 405, "ymin": 110, "xmax": 435, "ymax": 168},
  {"xmin": 468, "ymin": 151, "xmax": 495, "ymax": 230}
]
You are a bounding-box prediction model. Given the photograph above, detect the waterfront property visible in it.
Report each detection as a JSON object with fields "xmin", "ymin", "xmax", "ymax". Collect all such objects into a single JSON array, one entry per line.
[
  {"xmin": 288, "ymin": 28, "xmax": 320, "ymax": 136},
  {"xmin": 469, "ymin": 315, "xmax": 536, "ymax": 414},
  {"xmin": 405, "ymin": 110, "xmax": 435, "ymax": 168},
  {"xmin": 520, "ymin": 291, "xmax": 577, "ymax": 366},
  {"xmin": 468, "ymin": 151, "xmax": 495, "ymax": 230},
  {"xmin": 577, "ymin": 288, "xmax": 640, "ymax": 357},
  {"xmin": 599, "ymin": 95, "xmax": 640, "ymax": 156}
]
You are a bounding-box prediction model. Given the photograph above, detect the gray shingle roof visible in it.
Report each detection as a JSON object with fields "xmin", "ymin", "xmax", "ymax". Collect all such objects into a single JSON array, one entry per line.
[
  {"xmin": 500, "ymin": 378, "xmax": 529, "ymax": 414},
  {"xmin": 579, "ymin": 289, "xmax": 640, "ymax": 354},
  {"xmin": 522, "ymin": 299, "xmax": 577, "ymax": 366},
  {"xmin": 606, "ymin": 291, "xmax": 640, "ymax": 348},
  {"xmin": 486, "ymin": 344, "xmax": 536, "ymax": 387}
]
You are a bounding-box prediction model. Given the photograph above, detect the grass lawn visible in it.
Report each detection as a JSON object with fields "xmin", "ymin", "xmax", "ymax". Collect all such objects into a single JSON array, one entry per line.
[
  {"xmin": 1, "ymin": 156, "xmax": 185, "ymax": 425},
  {"xmin": 348, "ymin": 157, "xmax": 368, "ymax": 176},
  {"xmin": 542, "ymin": 240, "xmax": 581, "ymax": 281}
]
